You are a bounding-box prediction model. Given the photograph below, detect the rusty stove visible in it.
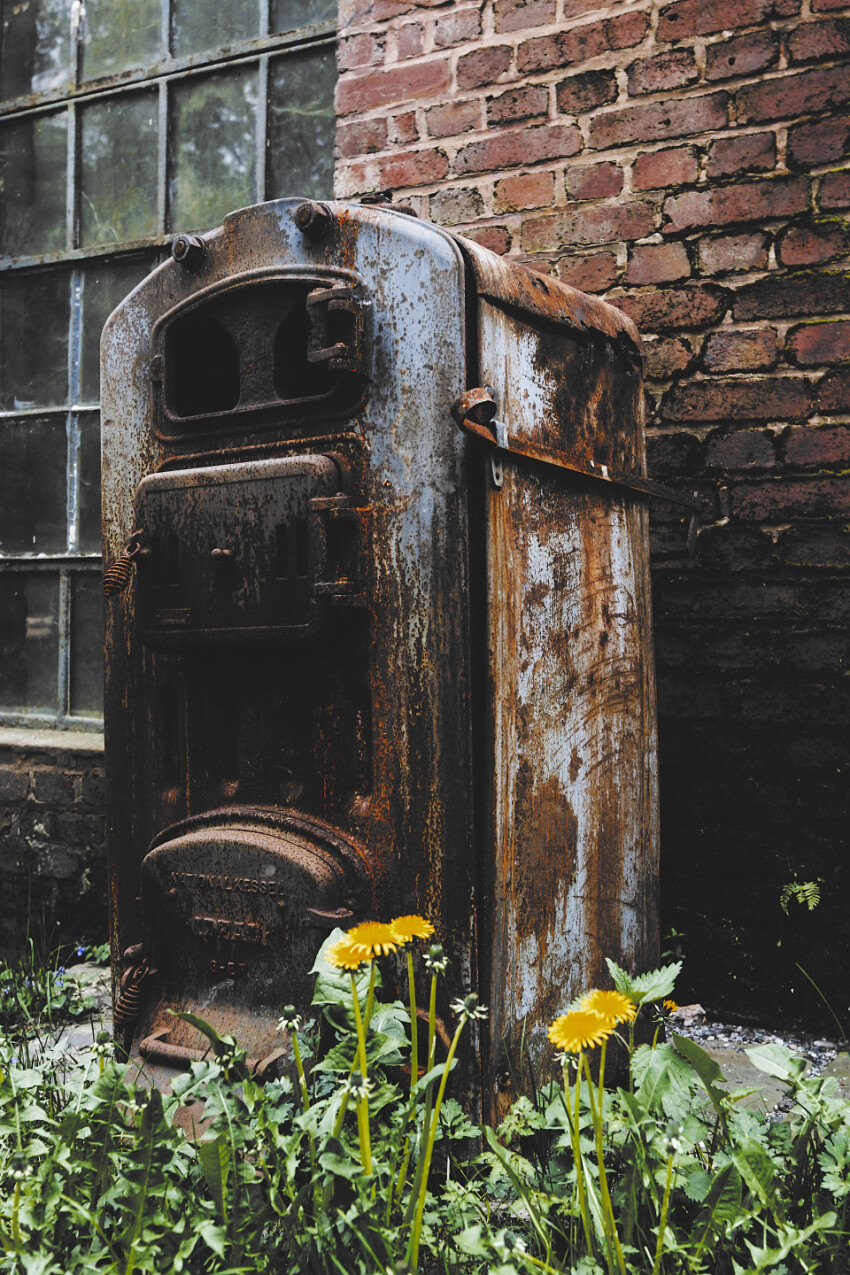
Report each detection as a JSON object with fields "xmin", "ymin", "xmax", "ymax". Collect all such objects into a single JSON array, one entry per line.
[{"xmin": 101, "ymin": 199, "xmax": 671, "ymax": 1115}]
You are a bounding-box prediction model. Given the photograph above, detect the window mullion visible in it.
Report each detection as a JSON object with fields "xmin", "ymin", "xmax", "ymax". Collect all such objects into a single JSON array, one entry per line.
[
  {"xmin": 57, "ymin": 570, "xmax": 72, "ymax": 719},
  {"xmin": 158, "ymin": 79, "xmax": 169, "ymax": 235},
  {"xmin": 256, "ymin": 55, "xmax": 269, "ymax": 205}
]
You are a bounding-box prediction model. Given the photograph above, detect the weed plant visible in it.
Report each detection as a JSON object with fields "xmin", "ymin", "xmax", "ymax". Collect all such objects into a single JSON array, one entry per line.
[
  {"xmin": 0, "ymin": 940, "xmax": 107, "ymax": 1034},
  {"xmin": 0, "ymin": 921, "xmax": 847, "ymax": 1273}
]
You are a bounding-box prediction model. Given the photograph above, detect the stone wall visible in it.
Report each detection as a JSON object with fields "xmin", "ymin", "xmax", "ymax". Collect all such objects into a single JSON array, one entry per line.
[
  {"xmin": 0, "ymin": 730, "xmax": 106, "ymax": 955},
  {"xmin": 335, "ymin": 0, "xmax": 850, "ymax": 1020}
]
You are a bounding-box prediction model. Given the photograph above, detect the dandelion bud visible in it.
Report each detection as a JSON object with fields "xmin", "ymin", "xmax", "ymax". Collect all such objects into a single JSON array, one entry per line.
[
  {"xmin": 450, "ymin": 993, "xmax": 488, "ymax": 1022},
  {"xmin": 278, "ymin": 1006, "xmax": 303, "ymax": 1033},
  {"xmin": 424, "ymin": 944, "xmax": 449, "ymax": 974}
]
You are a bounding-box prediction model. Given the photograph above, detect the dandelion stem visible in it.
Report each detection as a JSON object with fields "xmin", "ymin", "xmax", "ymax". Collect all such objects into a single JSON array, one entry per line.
[
  {"xmin": 583, "ymin": 1047, "xmax": 626, "ymax": 1275},
  {"xmin": 407, "ymin": 950, "xmax": 418, "ymax": 1099},
  {"xmin": 407, "ymin": 1018, "xmax": 465, "ymax": 1272},
  {"xmin": 652, "ymin": 1151, "xmax": 675, "ymax": 1275},
  {"xmin": 565, "ymin": 1057, "xmax": 594, "ymax": 1260}
]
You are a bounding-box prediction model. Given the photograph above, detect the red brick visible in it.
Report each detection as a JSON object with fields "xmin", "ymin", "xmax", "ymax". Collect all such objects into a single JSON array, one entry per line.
[
  {"xmin": 787, "ymin": 320, "xmax": 850, "ymax": 366},
  {"xmin": 376, "ymin": 146, "xmax": 449, "ymax": 188},
  {"xmin": 434, "ymin": 6, "xmax": 481, "ymax": 47},
  {"xmin": 494, "ymin": 0, "xmax": 556, "ymax": 33},
  {"xmin": 788, "ymin": 117, "xmax": 850, "ymax": 169},
  {"xmin": 663, "ymin": 377, "xmax": 812, "ymax": 421},
  {"xmin": 788, "ymin": 18, "xmax": 850, "ymax": 63},
  {"xmin": 614, "ymin": 284, "xmax": 727, "ymax": 331},
  {"xmin": 703, "ymin": 328, "xmax": 778, "ymax": 371},
  {"xmin": 632, "ymin": 146, "xmax": 699, "ymax": 190},
  {"xmin": 562, "ymin": 0, "xmax": 615, "ymax": 16},
  {"xmin": 705, "ymin": 429, "xmax": 777, "ymax": 469},
  {"xmin": 555, "ymin": 251, "xmax": 619, "ymax": 292},
  {"xmin": 429, "ymin": 185, "xmax": 485, "ymax": 225},
  {"xmin": 389, "ymin": 110, "xmax": 419, "ymax": 144},
  {"xmin": 337, "ymin": 58, "xmax": 450, "ymax": 114},
  {"xmin": 643, "ymin": 335, "xmax": 695, "ymax": 378},
  {"xmin": 663, "ymin": 176, "xmax": 808, "ymax": 232},
  {"xmin": 698, "ymin": 231, "xmax": 770, "ymax": 274},
  {"xmin": 626, "ymin": 241, "xmax": 691, "ymax": 285},
  {"xmin": 517, "ymin": 11, "xmax": 650, "ymax": 74},
  {"xmin": 457, "ymin": 45, "xmax": 513, "ymax": 90},
  {"xmin": 819, "ymin": 368, "xmax": 850, "ymax": 411},
  {"xmin": 657, "ymin": 0, "xmax": 800, "ymax": 42},
  {"xmin": 705, "ymin": 30, "xmax": 779, "ymax": 82},
  {"xmin": 521, "ymin": 200, "xmax": 657, "ymax": 250},
  {"xmin": 820, "ymin": 170, "xmax": 850, "ymax": 209},
  {"xmin": 730, "ymin": 475, "xmax": 850, "ymax": 520},
  {"xmin": 454, "ymin": 122, "xmax": 581, "ymax": 175},
  {"xmin": 398, "ymin": 23, "xmax": 426, "ymax": 59},
  {"xmin": 338, "ymin": 32, "xmax": 385, "ymax": 70},
  {"xmin": 813, "ymin": 0, "xmax": 850, "ymax": 9},
  {"xmin": 565, "ymin": 161, "xmax": 623, "ymax": 200},
  {"xmin": 425, "ymin": 99, "xmax": 482, "ymax": 139},
  {"xmin": 556, "ymin": 70, "xmax": 618, "ymax": 115},
  {"xmin": 494, "ymin": 170, "xmax": 555, "ymax": 212},
  {"xmin": 737, "ymin": 64, "xmax": 850, "ymax": 125},
  {"xmin": 487, "ymin": 84, "xmax": 549, "ymax": 125},
  {"xmin": 628, "ymin": 49, "xmax": 699, "ymax": 97},
  {"xmin": 785, "ymin": 424, "xmax": 850, "ymax": 465},
  {"xmin": 337, "ymin": 117, "xmax": 388, "ymax": 158},
  {"xmin": 706, "ymin": 132, "xmax": 775, "ymax": 178},
  {"xmin": 338, "ymin": 0, "xmax": 374, "ymax": 31},
  {"xmin": 734, "ymin": 270, "xmax": 850, "ymax": 319},
  {"xmin": 467, "ymin": 225, "xmax": 512, "ymax": 254},
  {"xmin": 587, "ymin": 92, "xmax": 728, "ymax": 150},
  {"xmin": 777, "ymin": 221, "xmax": 847, "ymax": 266}
]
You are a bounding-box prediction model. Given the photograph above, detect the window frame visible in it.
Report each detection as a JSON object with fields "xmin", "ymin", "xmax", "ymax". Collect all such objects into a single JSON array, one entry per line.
[{"xmin": 0, "ymin": 1, "xmax": 337, "ymax": 731}]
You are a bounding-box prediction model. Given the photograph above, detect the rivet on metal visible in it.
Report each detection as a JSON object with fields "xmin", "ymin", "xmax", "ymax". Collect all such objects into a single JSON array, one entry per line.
[
  {"xmin": 171, "ymin": 234, "xmax": 205, "ymax": 269},
  {"xmin": 294, "ymin": 201, "xmax": 333, "ymax": 241}
]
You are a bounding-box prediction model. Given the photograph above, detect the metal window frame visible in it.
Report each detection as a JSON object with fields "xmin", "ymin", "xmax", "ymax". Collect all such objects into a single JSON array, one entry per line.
[{"xmin": 0, "ymin": 1, "xmax": 336, "ymax": 731}]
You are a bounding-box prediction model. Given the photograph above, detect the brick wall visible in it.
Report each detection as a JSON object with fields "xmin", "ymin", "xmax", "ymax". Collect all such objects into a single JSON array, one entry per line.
[
  {"xmin": 335, "ymin": 0, "xmax": 850, "ymax": 1021},
  {"xmin": 0, "ymin": 730, "xmax": 106, "ymax": 955}
]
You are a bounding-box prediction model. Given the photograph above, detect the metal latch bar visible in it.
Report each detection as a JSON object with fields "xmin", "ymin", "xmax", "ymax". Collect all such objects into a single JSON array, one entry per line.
[{"xmin": 451, "ymin": 387, "xmax": 702, "ymax": 515}]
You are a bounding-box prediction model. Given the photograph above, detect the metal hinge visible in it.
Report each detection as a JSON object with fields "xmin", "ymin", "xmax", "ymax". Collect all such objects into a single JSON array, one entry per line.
[{"xmin": 306, "ymin": 285, "xmax": 367, "ymax": 374}]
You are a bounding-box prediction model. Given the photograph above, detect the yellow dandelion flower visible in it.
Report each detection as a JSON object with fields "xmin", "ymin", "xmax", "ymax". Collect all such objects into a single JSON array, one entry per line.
[
  {"xmin": 548, "ymin": 1010, "xmax": 614, "ymax": 1053},
  {"xmin": 663, "ymin": 999, "xmax": 678, "ymax": 1014},
  {"xmin": 580, "ymin": 989, "xmax": 637, "ymax": 1026},
  {"xmin": 326, "ymin": 935, "xmax": 366, "ymax": 969},
  {"xmin": 345, "ymin": 920, "xmax": 400, "ymax": 960},
  {"xmin": 390, "ymin": 915, "xmax": 435, "ymax": 944}
]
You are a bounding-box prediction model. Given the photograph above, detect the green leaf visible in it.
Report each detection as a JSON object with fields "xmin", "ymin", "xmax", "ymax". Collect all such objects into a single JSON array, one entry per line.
[
  {"xmin": 672, "ymin": 1032, "xmax": 729, "ymax": 1121},
  {"xmin": 628, "ymin": 961, "xmax": 682, "ymax": 1005},
  {"xmin": 695, "ymin": 1162, "xmax": 743, "ymax": 1242},
  {"xmin": 684, "ymin": 1167, "xmax": 712, "ymax": 1202},
  {"xmin": 744, "ymin": 1044, "xmax": 807, "ymax": 1083},
  {"xmin": 310, "ymin": 929, "xmax": 374, "ymax": 1007},
  {"xmin": 196, "ymin": 1219, "xmax": 227, "ymax": 1259},
  {"xmin": 731, "ymin": 1140, "xmax": 780, "ymax": 1217},
  {"xmin": 198, "ymin": 1134, "xmax": 230, "ymax": 1223},
  {"xmin": 319, "ymin": 1148, "xmax": 365, "ymax": 1181},
  {"xmin": 631, "ymin": 1043, "xmax": 696, "ymax": 1117}
]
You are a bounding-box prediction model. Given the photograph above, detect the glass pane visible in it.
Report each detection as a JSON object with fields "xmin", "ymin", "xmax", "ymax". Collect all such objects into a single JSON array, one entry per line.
[
  {"xmin": 0, "ymin": 417, "xmax": 67, "ymax": 553},
  {"xmin": 70, "ymin": 574, "xmax": 104, "ymax": 715},
  {"xmin": 267, "ymin": 48, "xmax": 336, "ymax": 202},
  {"xmin": 0, "ymin": 111, "xmax": 67, "ymax": 257},
  {"xmin": 171, "ymin": 0, "xmax": 258, "ymax": 58},
  {"xmin": 0, "ymin": 270, "xmax": 69, "ymax": 409},
  {"xmin": 80, "ymin": 92, "xmax": 159, "ymax": 247},
  {"xmin": 77, "ymin": 413, "xmax": 102, "ymax": 553},
  {"xmin": 169, "ymin": 68, "xmax": 258, "ymax": 234},
  {"xmin": 271, "ymin": 0, "xmax": 336, "ymax": 32},
  {"xmin": 0, "ymin": 571, "xmax": 59, "ymax": 712},
  {"xmin": 80, "ymin": 256, "xmax": 154, "ymax": 402},
  {"xmin": 82, "ymin": 0, "xmax": 162, "ymax": 81},
  {"xmin": 1, "ymin": 0, "xmax": 72, "ymax": 100}
]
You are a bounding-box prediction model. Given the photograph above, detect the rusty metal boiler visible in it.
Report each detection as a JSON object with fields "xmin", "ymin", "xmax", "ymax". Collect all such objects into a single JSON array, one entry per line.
[{"xmin": 100, "ymin": 197, "xmax": 660, "ymax": 1116}]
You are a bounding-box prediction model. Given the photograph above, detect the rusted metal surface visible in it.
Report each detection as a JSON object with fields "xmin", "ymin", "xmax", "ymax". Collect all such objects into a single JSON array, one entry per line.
[{"xmin": 101, "ymin": 200, "xmax": 658, "ymax": 1112}]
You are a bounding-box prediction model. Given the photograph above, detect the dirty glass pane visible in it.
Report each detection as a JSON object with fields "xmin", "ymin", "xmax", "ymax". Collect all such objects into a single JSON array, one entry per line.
[
  {"xmin": 80, "ymin": 92, "xmax": 159, "ymax": 247},
  {"xmin": 70, "ymin": 573, "xmax": 104, "ymax": 715},
  {"xmin": 0, "ymin": 110, "xmax": 67, "ymax": 257},
  {"xmin": 0, "ymin": 0, "xmax": 72, "ymax": 100},
  {"xmin": 171, "ymin": 0, "xmax": 258, "ymax": 58},
  {"xmin": 80, "ymin": 256, "xmax": 154, "ymax": 402},
  {"xmin": 271, "ymin": 0, "xmax": 336, "ymax": 32},
  {"xmin": 77, "ymin": 413, "xmax": 102, "ymax": 552},
  {"xmin": 0, "ymin": 417, "xmax": 67, "ymax": 554},
  {"xmin": 0, "ymin": 269, "xmax": 69, "ymax": 410},
  {"xmin": 0, "ymin": 572, "xmax": 59, "ymax": 712},
  {"xmin": 169, "ymin": 68, "xmax": 258, "ymax": 233},
  {"xmin": 82, "ymin": 0, "xmax": 162, "ymax": 81},
  {"xmin": 267, "ymin": 48, "xmax": 335, "ymax": 201}
]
